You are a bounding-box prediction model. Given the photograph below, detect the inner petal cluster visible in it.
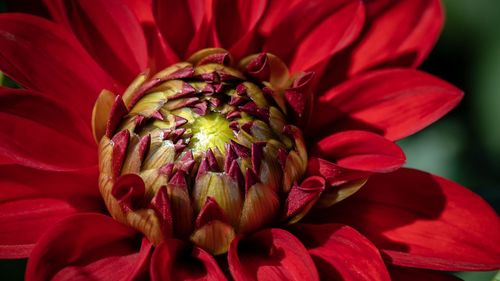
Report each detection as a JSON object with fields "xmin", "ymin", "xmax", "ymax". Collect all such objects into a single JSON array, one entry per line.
[{"xmin": 95, "ymin": 49, "xmax": 308, "ymax": 255}]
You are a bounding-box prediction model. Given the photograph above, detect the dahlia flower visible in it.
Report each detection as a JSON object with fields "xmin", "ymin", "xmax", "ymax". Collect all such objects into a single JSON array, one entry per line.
[{"xmin": 0, "ymin": 0, "xmax": 498, "ymax": 280}]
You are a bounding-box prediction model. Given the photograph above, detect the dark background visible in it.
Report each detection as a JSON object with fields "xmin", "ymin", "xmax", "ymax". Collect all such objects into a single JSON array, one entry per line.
[{"xmin": 0, "ymin": 0, "xmax": 499, "ymax": 280}]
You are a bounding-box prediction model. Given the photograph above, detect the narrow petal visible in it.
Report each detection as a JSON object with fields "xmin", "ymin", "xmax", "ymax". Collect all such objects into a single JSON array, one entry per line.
[
  {"xmin": 291, "ymin": 223, "xmax": 391, "ymax": 281},
  {"xmin": 44, "ymin": 0, "xmax": 148, "ymax": 85},
  {"xmin": 289, "ymin": 0, "xmax": 365, "ymax": 73},
  {"xmin": 0, "ymin": 198, "xmax": 100, "ymax": 259},
  {"xmin": 347, "ymin": 0, "xmax": 443, "ymax": 74},
  {"xmin": 311, "ymin": 69, "xmax": 463, "ymax": 141},
  {"xmin": 228, "ymin": 228, "xmax": 319, "ymax": 281},
  {"xmin": 150, "ymin": 239, "xmax": 227, "ymax": 281},
  {"xmin": 25, "ymin": 213, "xmax": 148, "ymax": 281},
  {"xmin": 310, "ymin": 168, "xmax": 500, "ymax": 271},
  {"xmin": 311, "ymin": 130, "xmax": 405, "ymax": 173},
  {"xmin": 390, "ymin": 267, "xmax": 463, "ymax": 281},
  {"xmin": 0, "ymin": 14, "xmax": 116, "ymax": 120}
]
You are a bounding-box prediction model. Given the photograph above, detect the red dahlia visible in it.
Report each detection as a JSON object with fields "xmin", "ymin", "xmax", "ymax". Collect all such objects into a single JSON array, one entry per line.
[{"xmin": 0, "ymin": 0, "xmax": 498, "ymax": 280}]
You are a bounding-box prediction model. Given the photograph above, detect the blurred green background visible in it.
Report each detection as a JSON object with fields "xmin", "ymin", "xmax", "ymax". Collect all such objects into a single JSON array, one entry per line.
[
  {"xmin": 0, "ymin": 0, "xmax": 499, "ymax": 280},
  {"xmin": 400, "ymin": 0, "xmax": 500, "ymax": 279}
]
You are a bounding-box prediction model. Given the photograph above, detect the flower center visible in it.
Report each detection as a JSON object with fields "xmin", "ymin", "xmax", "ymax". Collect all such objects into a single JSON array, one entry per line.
[
  {"xmin": 94, "ymin": 48, "xmax": 308, "ymax": 255},
  {"xmin": 188, "ymin": 113, "xmax": 233, "ymax": 153}
]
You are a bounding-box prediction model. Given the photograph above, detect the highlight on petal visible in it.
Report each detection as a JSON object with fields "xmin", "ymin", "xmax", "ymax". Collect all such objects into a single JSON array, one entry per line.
[
  {"xmin": 314, "ymin": 168, "xmax": 500, "ymax": 271},
  {"xmin": 291, "ymin": 223, "xmax": 391, "ymax": 281},
  {"xmin": 0, "ymin": 13, "xmax": 116, "ymax": 120},
  {"xmin": 262, "ymin": 0, "xmax": 364, "ymax": 70},
  {"xmin": 288, "ymin": 0, "xmax": 365, "ymax": 73},
  {"xmin": 346, "ymin": 0, "xmax": 444, "ymax": 74},
  {"xmin": 311, "ymin": 130, "xmax": 405, "ymax": 173},
  {"xmin": 311, "ymin": 69, "xmax": 463, "ymax": 141},
  {"xmin": 150, "ymin": 239, "xmax": 227, "ymax": 281},
  {"xmin": 228, "ymin": 228, "xmax": 319, "ymax": 281},
  {"xmin": 25, "ymin": 213, "xmax": 149, "ymax": 281}
]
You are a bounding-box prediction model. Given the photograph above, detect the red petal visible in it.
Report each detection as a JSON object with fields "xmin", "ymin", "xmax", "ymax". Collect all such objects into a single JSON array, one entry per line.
[
  {"xmin": 214, "ymin": 0, "xmax": 267, "ymax": 58},
  {"xmin": 228, "ymin": 228, "xmax": 319, "ymax": 281},
  {"xmin": 312, "ymin": 168, "xmax": 500, "ymax": 271},
  {"xmin": 25, "ymin": 213, "xmax": 149, "ymax": 281},
  {"xmin": 150, "ymin": 239, "xmax": 227, "ymax": 281},
  {"xmin": 0, "ymin": 165, "xmax": 100, "ymax": 204},
  {"xmin": 44, "ymin": 0, "xmax": 148, "ymax": 85},
  {"xmin": 390, "ymin": 267, "xmax": 463, "ymax": 281},
  {"xmin": 0, "ymin": 198, "xmax": 100, "ymax": 259},
  {"xmin": 122, "ymin": 0, "xmax": 154, "ymax": 23},
  {"xmin": 307, "ymin": 157, "xmax": 370, "ymax": 186},
  {"xmin": 0, "ymin": 14, "xmax": 116, "ymax": 120},
  {"xmin": 154, "ymin": 0, "xmax": 216, "ymax": 59},
  {"xmin": 312, "ymin": 130, "xmax": 405, "ymax": 173},
  {"xmin": 311, "ymin": 69, "xmax": 463, "ymax": 141},
  {"xmin": 284, "ymin": 176, "xmax": 325, "ymax": 221},
  {"xmin": 289, "ymin": 0, "xmax": 365, "ymax": 73},
  {"xmin": 0, "ymin": 88, "xmax": 93, "ymax": 145},
  {"xmin": 0, "ymin": 112, "xmax": 96, "ymax": 171},
  {"xmin": 347, "ymin": 0, "xmax": 443, "ymax": 75},
  {"xmin": 291, "ymin": 223, "xmax": 391, "ymax": 281}
]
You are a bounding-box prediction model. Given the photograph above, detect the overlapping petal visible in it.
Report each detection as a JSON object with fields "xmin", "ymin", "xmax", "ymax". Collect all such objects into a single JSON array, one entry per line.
[
  {"xmin": 0, "ymin": 88, "xmax": 93, "ymax": 146},
  {"xmin": 311, "ymin": 130, "xmax": 405, "ymax": 173},
  {"xmin": 345, "ymin": 0, "xmax": 444, "ymax": 74},
  {"xmin": 291, "ymin": 223, "xmax": 391, "ymax": 281},
  {"xmin": 150, "ymin": 239, "xmax": 226, "ymax": 281},
  {"xmin": 44, "ymin": 0, "xmax": 148, "ymax": 86},
  {"xmin": 153, "ymin": 0, "xmax": 218, "ymax": 59},
  {"xmin": 228, "ymin": 228, "xmax": 319, "ymax": 281},
  {"xmin": 0, "ymin": 14, "xmax": 116, "ymax": 120},
  {"xmin": 0, "ymin": 198, "xmax": 88, "ymax": 259},
  {"xmin": 213, "ymin": 0, "xmax": 267, "ymax": 59},
  {"xmin": 25, "ymin": 213, "xmax": 149, "ymax": 281},
  {"xmin": 310, "ymin": 69, "xmax": 463, "ymax": 141},
  {"xmin": 309, "ymin": 168, "xmax": 500, "ymax": 271},
  {"xmin": 262, "ymin": 0, "xmax": 364, "ymax": 74}
]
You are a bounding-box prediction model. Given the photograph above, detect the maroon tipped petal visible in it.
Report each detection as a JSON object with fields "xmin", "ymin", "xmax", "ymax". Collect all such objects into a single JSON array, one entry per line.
[
  {"xmin": 195, "ymin": 197, "xmax": 230, "ymax": 228},
  {"xmin": 111, "ymin": 130, "xmax": 130, "ymax": 177},
  {"xmin": 111, "ymin": 174, "xmax": 146, "ymax": 212}
]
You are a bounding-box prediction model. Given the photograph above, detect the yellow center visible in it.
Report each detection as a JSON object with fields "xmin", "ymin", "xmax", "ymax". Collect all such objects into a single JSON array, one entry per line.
[{"xmin": 188, "ymin": 112, "xmax": 234, "ymax": 153}]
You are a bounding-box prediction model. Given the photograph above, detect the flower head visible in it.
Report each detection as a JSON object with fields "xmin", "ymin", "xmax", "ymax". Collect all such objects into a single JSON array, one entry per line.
[
  {"xmin": 0, "ymin": 0, "xmax": 499, "ymax": 280},
  {"xmin": 96, "ymin": 49, "xmax": 311, "ymax": 254}
]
